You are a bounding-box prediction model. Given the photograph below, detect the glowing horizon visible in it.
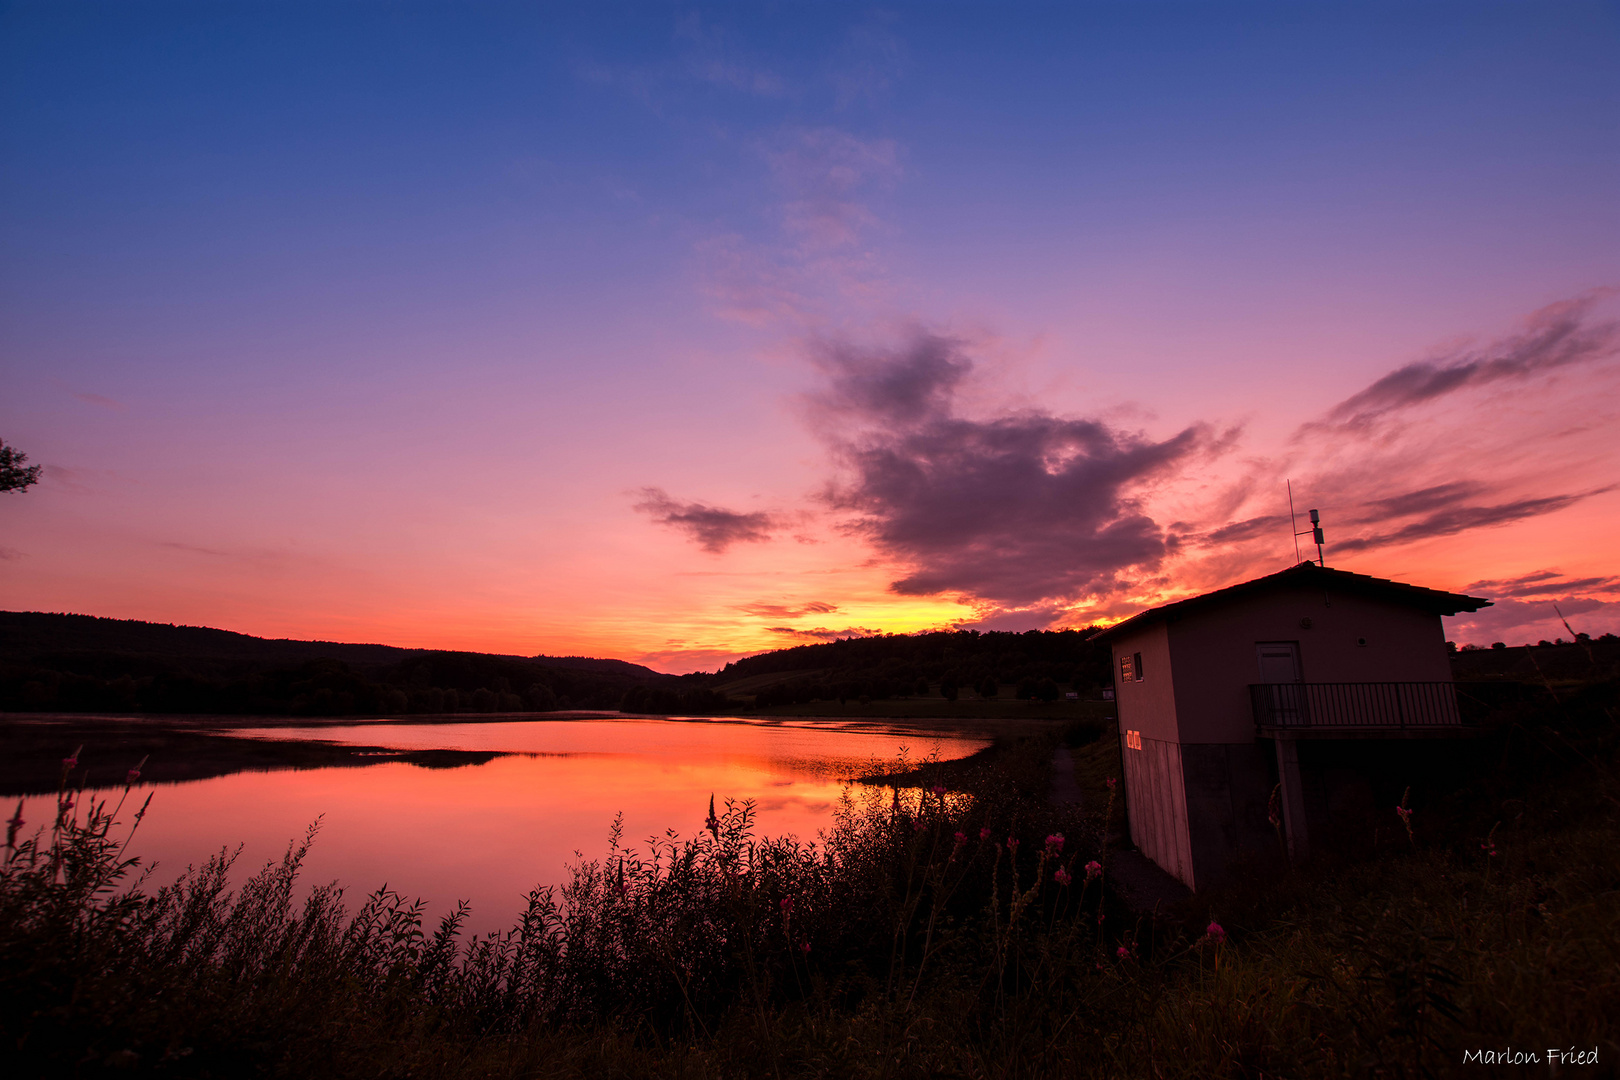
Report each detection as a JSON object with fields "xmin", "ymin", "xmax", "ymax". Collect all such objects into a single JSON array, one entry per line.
[{"xmin": 3, "ymin": 4, "xmax": 1617, "ymax": 672}]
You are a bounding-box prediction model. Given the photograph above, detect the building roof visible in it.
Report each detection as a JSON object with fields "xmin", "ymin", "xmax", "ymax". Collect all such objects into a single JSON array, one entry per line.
[{"xmin": 1089, "ymin": 562, "xmax": 1492, "ymax": 643}]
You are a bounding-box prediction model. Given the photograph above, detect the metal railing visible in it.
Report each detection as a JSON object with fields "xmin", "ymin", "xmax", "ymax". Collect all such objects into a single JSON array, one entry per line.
[{"xmin": 1249, "ymin": 682, "xmax": 1463, "ymax": 729}]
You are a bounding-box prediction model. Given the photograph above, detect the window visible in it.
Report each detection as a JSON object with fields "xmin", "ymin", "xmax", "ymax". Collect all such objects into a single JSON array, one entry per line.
[
  {"xmin": 1125, "ymin": 729, "xmax": 1143, "ymax": 750},
  {"xmin": 1134, "ymin": 652, "xmax": 1144, "ymax": 681},
  {"xmin": 1120, "ymin": 652, "xmax": 1145, "ymax": 682}
]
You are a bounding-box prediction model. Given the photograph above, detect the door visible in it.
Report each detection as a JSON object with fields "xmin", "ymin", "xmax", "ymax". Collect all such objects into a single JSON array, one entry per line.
[
  {"xmin": 1256, "ymin": 642, "xmax": 1301, "ymax": 683},
  {"xmin": 1256, "ymin": 642, "xmax": 1303, "ymax": 725}
]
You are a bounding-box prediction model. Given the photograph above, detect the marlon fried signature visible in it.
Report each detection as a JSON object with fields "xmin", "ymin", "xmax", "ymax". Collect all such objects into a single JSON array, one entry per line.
[{"xmin": 1462, "ymin": 1046, "xmax": 1598, "ymax": 1066}]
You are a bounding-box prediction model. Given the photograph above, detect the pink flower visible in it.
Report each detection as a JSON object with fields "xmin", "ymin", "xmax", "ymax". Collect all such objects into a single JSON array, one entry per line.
[
  {"xmin": 979, "ymin": 826, "xmax": 992, "ymax": 841},
  {"xmin": 799, "ymin": 941, "xmax": 811, "ymax": 955},
  {"xmin": 930, "ymin": 784, "xmax": 947, "ymax": 797},
  {"xmin": 62, "ymin": 756, "xmax": 78, "ymax": 769},
  {"xmin": 1054, "ymin": 867, "xmax": 1072, "ymax": 886},
  {"xmin": 1106, "ymin": 777, "xmax": 1117, "ymax": 790},
  {"xmin": 1116, "ymin": 945, "xmax": 1129, "ymax": 959},
  {"xmin": 1395, "ymin": 805, "xmax": 1412, "ymax": 821},
  {"xmin": 1045, "ymin": 832, "xmax": 1064, "ymax": 852},
  {"xmin": 125, "ymin": 768, "xmax": 141, "ymax": 784},
  {"xmin": 953, "ymin": 830, "xmax": 967, "ymax": 844},
  {"xmin": 1205, "ymin": 921, "xmax": 1226, "ymax": 943},
  {"xmin": 1084, "ymin": 860, "xmax": 1102, "ymax": 880},
  {"xmin": 780, "ymin": 896, "xmax": 794, "ymax": 912},
  {"xmin": 1005, "ymin": 837, "xmax": 1019, "ymax": 851}
]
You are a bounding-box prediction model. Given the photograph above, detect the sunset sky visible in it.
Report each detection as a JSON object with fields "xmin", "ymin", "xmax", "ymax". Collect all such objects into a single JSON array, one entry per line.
[{"xmin": 3, "ymin": 2, "xmax": 1618, "ymax": 671}]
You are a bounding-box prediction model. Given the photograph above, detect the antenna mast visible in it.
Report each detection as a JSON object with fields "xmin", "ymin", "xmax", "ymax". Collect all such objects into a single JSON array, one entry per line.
[
  {"xmin": 1287, "ymin": 480, "xmax": 1301, "ymax": 563},
  {"xmin": 1288, "ymin": 483, "xmax": 1325, "ymax": 566}
]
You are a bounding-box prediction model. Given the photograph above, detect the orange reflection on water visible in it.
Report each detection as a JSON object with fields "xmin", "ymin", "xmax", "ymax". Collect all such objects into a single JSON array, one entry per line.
[{"xmin": 31, "ymin": 719, "xmax": 986, "ymax": 935}]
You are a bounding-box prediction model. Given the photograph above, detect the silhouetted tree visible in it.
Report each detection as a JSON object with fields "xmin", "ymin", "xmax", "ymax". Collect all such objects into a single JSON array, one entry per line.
[{"xmin": 0, "ymin": 439, "xmax": 41, "ymax": 493}]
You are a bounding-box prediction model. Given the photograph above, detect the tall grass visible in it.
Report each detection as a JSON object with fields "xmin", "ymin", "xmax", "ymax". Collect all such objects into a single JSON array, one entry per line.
[{"xmin": 4, "ymin": 683, "xmax": 1617, "ymax": 1078}]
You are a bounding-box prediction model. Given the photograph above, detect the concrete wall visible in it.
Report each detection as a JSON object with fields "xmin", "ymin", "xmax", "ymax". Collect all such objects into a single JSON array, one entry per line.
[
  {"xmin": 1121, "ymin": 732, "xmax": 1195, "ymax": 889},
  {"xmin": 1167, "ymin": 587, "xmax": 1454, "ymax": 743},
  {"xmin": 1180, "ymin": 742, "xmax": 1282, "ymax": 887}
]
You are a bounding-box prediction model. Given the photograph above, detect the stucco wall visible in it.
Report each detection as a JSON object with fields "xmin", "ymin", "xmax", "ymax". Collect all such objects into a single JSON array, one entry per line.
[
  {"xmin": 1110, "ymin": 621, "xmax": 1178, "ymax": 742},
  {"xmin": 1167, "ymin": 586, "xmax": 1454, "ymax": 743}
]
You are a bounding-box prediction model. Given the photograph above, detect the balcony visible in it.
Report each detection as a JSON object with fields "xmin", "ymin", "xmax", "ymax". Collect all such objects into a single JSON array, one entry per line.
[{"xmin": 1249, "ymin": 681, "xmax": 1465, "ymax": 733}]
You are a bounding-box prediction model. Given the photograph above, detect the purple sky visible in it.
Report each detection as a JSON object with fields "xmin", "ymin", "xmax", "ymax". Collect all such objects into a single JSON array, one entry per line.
[{"xmin": 3, "ymin": 3, "xmax": 1618, "ymax": 668}]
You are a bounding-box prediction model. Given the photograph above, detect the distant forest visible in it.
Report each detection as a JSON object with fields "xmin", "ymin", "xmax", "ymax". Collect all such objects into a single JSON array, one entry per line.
[
  {"xmin": 0, "ymin": 612, "xmax": 1112, "ymax": 717},
  {"xmin": 2, "ymin": 611, "xmax": 1609, "ymax": 718}
]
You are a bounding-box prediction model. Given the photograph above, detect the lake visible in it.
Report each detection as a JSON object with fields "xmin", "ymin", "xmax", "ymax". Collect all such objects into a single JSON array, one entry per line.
[{"xmin": 9, "ymin": 716, "xmax": 991, "ymax": 934}]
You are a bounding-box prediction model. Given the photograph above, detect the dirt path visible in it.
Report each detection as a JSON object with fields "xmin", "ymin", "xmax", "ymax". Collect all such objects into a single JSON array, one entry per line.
[{"xmin": 1048, "ymin": 745, "xmax": 1083, "ymax": 806}]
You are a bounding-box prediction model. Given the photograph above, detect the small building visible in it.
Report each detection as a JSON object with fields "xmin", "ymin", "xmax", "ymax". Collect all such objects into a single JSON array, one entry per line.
[{"xmin": 1091, "ymin": 562, "xmax": 1490, "ymax": 890}]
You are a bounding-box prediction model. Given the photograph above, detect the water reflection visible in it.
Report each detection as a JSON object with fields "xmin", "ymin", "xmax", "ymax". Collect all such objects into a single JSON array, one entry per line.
[{"xmin": 20, "ymin": 718, "xmax": 987, "ymax": 934}]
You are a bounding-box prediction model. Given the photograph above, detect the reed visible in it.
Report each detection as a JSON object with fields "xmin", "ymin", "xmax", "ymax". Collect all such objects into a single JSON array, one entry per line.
[{"xmin": 2, "ymin": 681, "xmax": 1615, "ymax": 1078}]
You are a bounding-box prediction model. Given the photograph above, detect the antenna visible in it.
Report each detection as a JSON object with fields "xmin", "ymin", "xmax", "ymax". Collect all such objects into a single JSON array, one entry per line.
[
  {"xmin": 1289, "ymin": 486, "xmax": 1325, "ymax": 566},
  {"xmin": 1287, "ymin": 480, "xmax": 1301, "ymax": 563}
]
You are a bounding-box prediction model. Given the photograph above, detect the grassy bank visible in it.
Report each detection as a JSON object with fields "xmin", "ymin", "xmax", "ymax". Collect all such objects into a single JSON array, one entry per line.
[
  {"xmin": 744, "ymin": 698, "xmax": 1115, "ymax": 723},
  {"xmin": 3, "ymin": 680, "xmax": 1616, "ymax": 1078},
  {"xmin": 0, "ymin": 715, "xmax": 504, "ymax": 794}
]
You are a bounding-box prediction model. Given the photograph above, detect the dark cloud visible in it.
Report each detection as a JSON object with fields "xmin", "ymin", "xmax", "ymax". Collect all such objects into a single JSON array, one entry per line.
[
  {"xmin": 812, "ymin": 333, "xmax": 1206, "ymax": 607},
  {"xmin": 1360, "ymin": 481, "xmax": 1487, "ymax": 519},
  {"xmin": 1335, "ymin": 488, "xmax": 1614, "ymax": 552},
  {"xmin": 1200, "ymin": 514, "xmax": 1291, "ymax": 546},
  {"xmin": 633, "ymin": 487, "xmax": 779, "ymax": 553},
  {"xmin": 768, "ymin": 625, "xmax": 880, "ymax": 641},
  {"xmin": 1322, "ymin": 293, "xmax": 1619, "ymax": 430},
  {"xmin": 1446, "ymin": 596, "xmax": 1619, "ymax": 643},
  {"xmin": 1462, "ymin": 569, "xmax": 1620, "ymax": 598},
  {"xmin": 739, "ymin": 600, "xmax": 839, "ymax": 619}
]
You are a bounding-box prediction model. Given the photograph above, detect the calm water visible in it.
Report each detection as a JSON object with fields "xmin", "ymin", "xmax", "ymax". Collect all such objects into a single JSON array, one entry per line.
[{"xmin": 22, "ymin": 717, "xmax": 988, "ymax": 934}]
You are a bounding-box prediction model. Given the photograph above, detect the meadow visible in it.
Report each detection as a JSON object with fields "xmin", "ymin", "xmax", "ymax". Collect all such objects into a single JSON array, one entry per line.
[{"xmin": 3, "ymin": 677, "xmax": 1616, "ymax": 1079}]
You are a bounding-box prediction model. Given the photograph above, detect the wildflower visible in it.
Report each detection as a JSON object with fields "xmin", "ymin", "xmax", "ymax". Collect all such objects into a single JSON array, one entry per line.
[
  {"xmin": 1084, "ymin": 860, "xmax": 1102, "ymax": 880},
  {"xmin": 62, "ymin": 755, "xmax": 78, "ymax": 770},
  {"xmin": 1005, "ymin": 837, "xmax": 1019, "ymax": 851},
  {"xmin": 1045, "ymin": 832, "xmax": 1064, "ymax": 853},
  {"xmin": 1106, "ymin": 777, "xmax": 1117, "ymax": 790},
  {"xmin": 1116, "ymin": 945, "xmax": 1130, "ymax": 959},
  {"xmin": 799, "ymin": 942, "xmax": 811, "ymax": 955},
  {"xmin": 706, "ymin": 794, "xmax": 719, "ymax": 836},
  {"xmin": 126, "ymin": 768, "xmax": 141, "ymax": 785},
  {"xmin": 953, "ymin": 830, "xmax": 967, "ymax": 844},
  {"xmin": 1480, "ymin": 839, "xmax": 1497, "ymax": 857},
  {"xmin": 1205, "ymin": 921, "xmax": 1226, "ymax": 943},
  {"xmin": 979, "ymin": 826, "xmax": 992, "ymax": 841},
  {"xmin": 930, "ymin": 784, "xmax": 947, "ymax": 797},
  {"xmin": 913, "ymin": 820, "xmax": 926, "ymax": 833},
  {"xmin": 57, "ymin": 797, "xmax": 73, "ymax": 812},
  {"xmin": 780, "ymin": 896, "xmax": 794, "ymax": 913},
  {"xmin": 1054, "ymin": 867, "xmax": 1071, "ymax": 886}
]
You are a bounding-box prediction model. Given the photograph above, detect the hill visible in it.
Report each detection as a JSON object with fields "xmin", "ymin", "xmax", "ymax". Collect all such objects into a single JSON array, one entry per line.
[
  {"xmin": 712, "ymin": 628, "xmax": 1115, "ymax": 708},
  {"xmin": 0, "ymin": 611, "xmax": 672, "ymax": 716}
]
